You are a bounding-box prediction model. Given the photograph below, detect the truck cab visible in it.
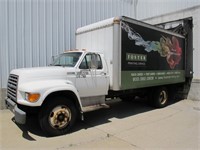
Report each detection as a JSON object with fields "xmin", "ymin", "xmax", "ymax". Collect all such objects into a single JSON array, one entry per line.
[
  {"xmin": 52, "ymin": 50, "xmax": 109, "ymax": 97},
  {"xmin": 6, "ymin": 49, "xmax": 109, "ymax": 136}
]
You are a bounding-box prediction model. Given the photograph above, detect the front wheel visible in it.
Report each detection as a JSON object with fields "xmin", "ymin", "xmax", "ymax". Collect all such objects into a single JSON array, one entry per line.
[
  {"xmin": 39, "ymin": 97, "xmax": 77, "ymax": 136},
  {"xmin": 152, "ymin": 87, "xmax": 168, "ymax": 108}
]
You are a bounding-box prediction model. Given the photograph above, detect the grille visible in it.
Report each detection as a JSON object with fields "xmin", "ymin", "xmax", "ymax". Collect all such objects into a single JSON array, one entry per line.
[{"xmin": 7, "ymin": 74, "xmax": 18, "ymax": 102}]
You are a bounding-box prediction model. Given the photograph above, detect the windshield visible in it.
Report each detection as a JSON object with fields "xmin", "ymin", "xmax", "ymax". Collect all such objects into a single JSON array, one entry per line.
[{"xmin": 52, "ymin": 52, "xmax": 82, "ymax": 67}]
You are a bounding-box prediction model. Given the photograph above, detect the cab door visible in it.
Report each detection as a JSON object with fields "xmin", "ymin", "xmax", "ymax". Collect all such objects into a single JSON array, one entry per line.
[{"xmin": 76, "ymin": 53, "xmax": 109, "ymax": 97}]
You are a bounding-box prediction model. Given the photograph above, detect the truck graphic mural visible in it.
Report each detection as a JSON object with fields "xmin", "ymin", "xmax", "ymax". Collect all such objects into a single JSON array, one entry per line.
[
  {"xmin": 121, "ymin": 22, "xmax": 183, "ymax": 69},
  {"xmin": 120, "ymin": 20, "xmax": 185, "ymax": 90}
]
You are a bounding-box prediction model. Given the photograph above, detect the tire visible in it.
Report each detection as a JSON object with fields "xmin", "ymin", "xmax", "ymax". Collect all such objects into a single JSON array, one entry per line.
[
  {"xmin": 152, "ymin": 87, "xmax": 168, "ymax": 108},
  {"xmin": 39, "ymin": 96, "xmax": 77, "ymax": 136}
]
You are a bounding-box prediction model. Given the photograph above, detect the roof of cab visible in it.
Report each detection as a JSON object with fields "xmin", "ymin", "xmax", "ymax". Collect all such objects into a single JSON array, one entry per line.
[{"xmin": 64, "ymin": 49, "xmax": 87, "ymax": 53}]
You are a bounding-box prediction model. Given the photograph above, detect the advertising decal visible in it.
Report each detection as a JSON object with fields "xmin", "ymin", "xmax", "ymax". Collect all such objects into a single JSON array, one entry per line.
[{"xmin": 121, "ymin": 21, "xmax": 185, "ymax": 89}]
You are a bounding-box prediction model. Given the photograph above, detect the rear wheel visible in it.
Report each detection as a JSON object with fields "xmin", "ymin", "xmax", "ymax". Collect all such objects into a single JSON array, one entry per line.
[
  {"xmin": 152, "ymin": 87, "xmax": 168, "ymax": 108},
  {"xmin": 39, "ymin": 96, "xmax": 77, "ymax": 136}
]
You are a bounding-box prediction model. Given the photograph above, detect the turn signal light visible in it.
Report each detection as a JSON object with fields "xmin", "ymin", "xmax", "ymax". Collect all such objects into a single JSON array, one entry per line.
[{"xmin": 26, "ymin": 93, "xmax": 40, "ymax": 103}]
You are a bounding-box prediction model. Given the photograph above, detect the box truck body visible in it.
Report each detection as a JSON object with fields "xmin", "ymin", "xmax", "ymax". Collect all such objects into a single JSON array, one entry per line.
[{"xmin": 76, "ymin": 16, "xmax": 187, "ymax": 91}]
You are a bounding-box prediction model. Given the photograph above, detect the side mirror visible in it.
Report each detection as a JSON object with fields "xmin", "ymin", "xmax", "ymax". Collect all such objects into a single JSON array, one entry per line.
[
  {"xmin": 91, "ymin": 54, "xmax": 98, "ymax": 69},
  {"xmin": 51, "ymin": 56, "xmax": 55, "ymax": 63},
  {"xmin": 48, "ymin": 56, "xmax": 55, "ymax": 66},
  {"xmin": 50, "ymin": 55, "xmax": 59, "ymax": 66}
]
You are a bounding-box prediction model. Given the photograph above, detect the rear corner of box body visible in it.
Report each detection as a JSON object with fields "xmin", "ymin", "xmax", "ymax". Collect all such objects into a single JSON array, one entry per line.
[{"xmin": 112, "ymin": 21, "xmax": 122, "ymax": 91}]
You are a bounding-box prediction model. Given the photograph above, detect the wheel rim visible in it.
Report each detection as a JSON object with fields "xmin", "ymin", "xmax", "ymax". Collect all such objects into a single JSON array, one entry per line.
[
  {"xmin": 49, "ymin": 105, "xmax": 71, "ymax": 129},
  {"xmin": 159, "ymin": 90, "xmax": 167, "ymax": 105}
]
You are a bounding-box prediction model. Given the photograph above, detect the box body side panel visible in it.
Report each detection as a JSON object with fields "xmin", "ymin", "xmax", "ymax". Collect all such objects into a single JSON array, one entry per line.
[{"xmin": 120, "ymin": 20, "xmax": 185, "ymax": 90}]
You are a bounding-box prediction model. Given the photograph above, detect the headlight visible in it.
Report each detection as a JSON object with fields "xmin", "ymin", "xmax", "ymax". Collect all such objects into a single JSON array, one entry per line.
[{"xmin": 25, "ymin": 93, "xmax": 40, "ymax": 103}]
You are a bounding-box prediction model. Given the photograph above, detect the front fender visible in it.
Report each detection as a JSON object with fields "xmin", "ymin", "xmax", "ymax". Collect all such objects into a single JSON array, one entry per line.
[{"xmin": 18, "ymin": 80, "xmax": 82, "ymax": 110}]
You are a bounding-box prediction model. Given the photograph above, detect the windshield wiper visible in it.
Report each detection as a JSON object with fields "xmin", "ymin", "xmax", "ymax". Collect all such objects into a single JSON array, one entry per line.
[{"xmin": 54, "ymin": 64, "xmax": 62, "ymax": 66}]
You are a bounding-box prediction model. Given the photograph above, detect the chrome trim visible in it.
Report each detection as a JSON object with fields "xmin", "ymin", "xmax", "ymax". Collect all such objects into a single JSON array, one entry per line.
[{"xmin": 7, "ymin": 74, "xmax": 18, "ymax": 102}]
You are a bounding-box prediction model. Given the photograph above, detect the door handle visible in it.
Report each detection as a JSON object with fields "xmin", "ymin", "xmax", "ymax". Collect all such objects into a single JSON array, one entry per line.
[{"xmin": 100, "ymin": 72, "xmax": 106, "ymax": 76}]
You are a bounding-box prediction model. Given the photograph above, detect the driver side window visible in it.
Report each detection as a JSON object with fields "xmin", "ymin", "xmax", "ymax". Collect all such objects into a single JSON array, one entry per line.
[{"xmin": 79, "ymin": 53, "xmax": 102, "ymax": 69}]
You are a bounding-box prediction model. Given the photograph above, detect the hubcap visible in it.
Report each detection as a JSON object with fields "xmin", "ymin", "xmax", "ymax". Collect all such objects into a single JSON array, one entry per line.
[
  {"xmin": 49, "ymin": 105, "xmax": 71, "ymax": 129},
  {"xmin": 159, "ymin": 90, "xmax": 167, "ymax": 105}
]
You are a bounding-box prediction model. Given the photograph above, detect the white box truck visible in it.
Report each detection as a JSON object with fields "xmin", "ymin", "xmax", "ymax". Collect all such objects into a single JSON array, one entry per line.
[{"xmin": 5, "ymin": 16, "xmax": 193, "ymax": 136}]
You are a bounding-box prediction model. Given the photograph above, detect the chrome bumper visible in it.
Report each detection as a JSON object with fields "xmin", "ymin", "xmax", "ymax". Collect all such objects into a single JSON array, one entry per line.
[{"xmin": 5, "ymin": 98, "xmax": 26, "ymax": 124}]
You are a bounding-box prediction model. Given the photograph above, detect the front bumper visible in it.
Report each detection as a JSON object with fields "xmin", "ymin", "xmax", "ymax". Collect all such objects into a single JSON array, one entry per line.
[{"xmin": 5, "ymin": 98, "xmax": 26, "ymax": 124}]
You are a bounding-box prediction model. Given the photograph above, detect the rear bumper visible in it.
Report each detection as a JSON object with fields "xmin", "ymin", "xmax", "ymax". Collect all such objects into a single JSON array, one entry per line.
[{"xmin": 5, "ymin": 98, "xmax": 26, "ymax": 124}]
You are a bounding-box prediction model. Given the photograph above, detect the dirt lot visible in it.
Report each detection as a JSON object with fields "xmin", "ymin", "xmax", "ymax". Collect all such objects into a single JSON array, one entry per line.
[{"xmin": 0, "ymin": 99, "xmax": 200, "ymax": 150}]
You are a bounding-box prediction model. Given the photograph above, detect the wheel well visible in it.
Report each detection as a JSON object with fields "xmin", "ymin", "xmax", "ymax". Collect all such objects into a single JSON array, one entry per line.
[{"xmin": 42, "ymin": 91, "xmax": 81, "ymax": 112}]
